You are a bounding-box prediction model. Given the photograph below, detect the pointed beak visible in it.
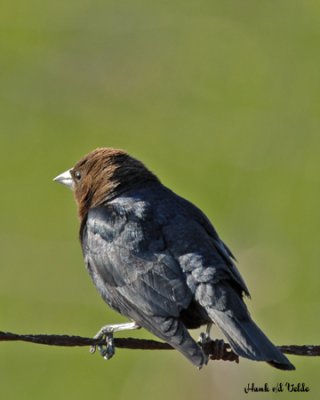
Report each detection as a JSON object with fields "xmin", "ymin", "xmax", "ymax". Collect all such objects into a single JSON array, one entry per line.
[{"xmin": 53, "ymin": 169, "xmax": 75, "ymax": 190}]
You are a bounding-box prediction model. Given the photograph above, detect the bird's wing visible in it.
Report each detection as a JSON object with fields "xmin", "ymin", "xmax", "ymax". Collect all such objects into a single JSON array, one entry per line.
[
  {"xmin": 81, "ymin": 204, "xmax": 193, "ymax": 319},
  {"xmin": 171, "ymin": 192, "xmax": 251, "ymax": 297},
  {"xmin": 81, "ymin": 201, "xmax": 206, "ymax": 368}
]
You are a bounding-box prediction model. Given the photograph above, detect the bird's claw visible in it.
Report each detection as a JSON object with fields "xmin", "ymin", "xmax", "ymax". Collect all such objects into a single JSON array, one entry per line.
[
  {"xmin": 198, "ymin": 333, "xmax": 226, "ymax": 361},
  {"xmin": 197, "ymin": 332, "xmax": 211, "ymax": 365},
  {"xmin": 99, "ymin": 333, "xmax": 115, "ymax": 360},
  {"xmin": 198, "ymin": 332, "xmax": 211, "ymax": 346},
  {"xmin": 90, "ymin": 322, "xmax": 140, "ymax": 360},
  {"xmin": 90, "ymin": 327, "xmax": 116, "ymax": 360}
]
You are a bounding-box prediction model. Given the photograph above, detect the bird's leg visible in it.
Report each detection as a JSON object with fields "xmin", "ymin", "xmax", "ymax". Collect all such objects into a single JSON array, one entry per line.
[
  {"xmin": 90, "ymin": 322, "xmax": 140, "ymax": 360},
  {"xmin": 196, "ymin": 323, "xmax": 212, "ymax": 365},
  {"xmin": 198, "ymin": 322, "xmax": 213, "ymax": 345}
]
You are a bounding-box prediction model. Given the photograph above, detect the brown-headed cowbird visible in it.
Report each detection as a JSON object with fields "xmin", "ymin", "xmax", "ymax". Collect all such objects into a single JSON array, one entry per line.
[{"xmin": 54, "ymin": 147, "xmax": 294, "ymax": 370}]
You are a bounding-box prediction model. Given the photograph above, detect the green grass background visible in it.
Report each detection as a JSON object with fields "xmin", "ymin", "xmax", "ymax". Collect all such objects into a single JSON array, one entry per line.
[{"xmin": 0, "ymin": 1, "xmax": 319, "ymax": 399}]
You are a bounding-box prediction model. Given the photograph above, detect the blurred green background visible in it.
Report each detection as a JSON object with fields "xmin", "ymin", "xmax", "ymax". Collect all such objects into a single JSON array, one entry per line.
[{"xmin": 0, "ymin": 1, "xmax": 319, "ymax": 399}]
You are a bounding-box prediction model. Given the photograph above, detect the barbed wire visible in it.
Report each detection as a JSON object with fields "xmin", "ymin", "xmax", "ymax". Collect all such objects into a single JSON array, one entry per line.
[{"xmin": 1, "ymin": 331, "xmax": 319, "ymax": 363}]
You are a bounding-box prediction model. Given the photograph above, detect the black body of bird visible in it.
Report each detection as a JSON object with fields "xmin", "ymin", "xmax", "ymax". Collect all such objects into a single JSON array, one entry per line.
[{"xmin": 54, "ymin": 147, "xmax": 294, "ymax": 370}]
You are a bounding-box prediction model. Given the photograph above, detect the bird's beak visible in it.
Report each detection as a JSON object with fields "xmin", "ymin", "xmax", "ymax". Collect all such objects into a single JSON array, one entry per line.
[{"xmin": 53, "ymin": 169, "xmax": 75, "ymax": 190}]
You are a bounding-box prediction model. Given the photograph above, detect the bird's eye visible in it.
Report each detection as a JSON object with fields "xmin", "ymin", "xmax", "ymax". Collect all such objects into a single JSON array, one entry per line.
[{"xmin": 74, "ymin": 171, "xmax": 82, "ymax": 180}]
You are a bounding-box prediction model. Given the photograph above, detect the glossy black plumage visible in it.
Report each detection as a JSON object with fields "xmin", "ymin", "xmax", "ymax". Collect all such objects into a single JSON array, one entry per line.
[{"xmin": 55, "ymin": 148, "xmax": 295, "ymax": 370}]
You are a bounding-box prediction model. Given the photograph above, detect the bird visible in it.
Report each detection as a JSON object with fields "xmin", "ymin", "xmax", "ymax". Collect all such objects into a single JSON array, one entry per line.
[{"xmin": 54, "ymin": 147, "xmax": 295, "ymax": 370}]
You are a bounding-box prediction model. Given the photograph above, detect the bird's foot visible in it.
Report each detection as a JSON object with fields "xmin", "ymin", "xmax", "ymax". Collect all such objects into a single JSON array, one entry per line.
[
  {"xmin": 90, "ymin": 322, "xmax": 140, "ymax": 360},
  {"xmin": 198, "ymin": 323, "xmax": 213, "ymax": 348},
  {"xmin": 198, "ymin": 335, "xmax": 226, "ymax": 361},
  {"xmin": 197, "ymin": 324, "xmax": 226, "ymax": 361},
  {"xmin": 90, "ymin": 327, "xmax": 115, "ymax": 360},
  {"xmin": 197, "ymin": 332, "xmax": 211, "ymax": 365},
  {"xmin": 198, "ymin": 331, "xmax": 212, "ymax": 346}
]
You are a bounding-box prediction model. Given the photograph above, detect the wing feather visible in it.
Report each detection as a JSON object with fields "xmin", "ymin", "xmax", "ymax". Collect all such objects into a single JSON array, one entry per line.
[{"xmin": 82, "ymin": 204, "xmax": 192, "ymax": 319}]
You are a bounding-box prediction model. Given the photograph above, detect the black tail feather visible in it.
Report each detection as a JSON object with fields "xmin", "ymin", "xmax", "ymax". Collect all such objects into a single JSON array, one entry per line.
[{"xmin": 207, "ymin": 309, "xmax": 295, "ymax": 370}]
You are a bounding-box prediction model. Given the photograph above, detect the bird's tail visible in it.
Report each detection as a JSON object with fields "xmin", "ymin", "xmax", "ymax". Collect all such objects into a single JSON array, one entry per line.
[{"xmin": 206, "ymin": 308, "xmax": 295, "ymax": 370}]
